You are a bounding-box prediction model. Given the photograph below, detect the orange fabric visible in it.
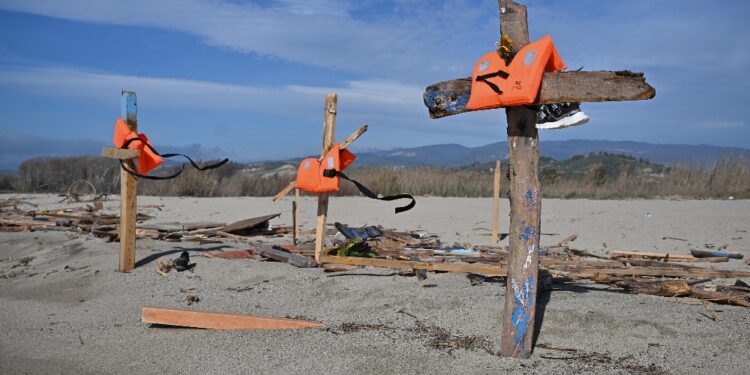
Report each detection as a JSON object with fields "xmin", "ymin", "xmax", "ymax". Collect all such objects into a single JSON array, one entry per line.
[
  {"xmin": 466, "ymin": 35, "xmax": 566, "ymax": 111},
  {"xmin": 295, "ymin": 144, "xmax": 356, "ymax": 193},
  {"xmin": 112, "ymin": 118, "xmax": 164, "ymax": 175}
]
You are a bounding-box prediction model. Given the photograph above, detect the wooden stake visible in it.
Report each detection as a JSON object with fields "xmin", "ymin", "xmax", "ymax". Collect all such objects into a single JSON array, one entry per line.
[
  {"xmin": 119, "ymin": 91, "xmax": 138, "ymax": 272},
  {"xmin": 492, "ymin": 160, "xmax": 502, "ymax": 244},
  {"xmin": 498, "ymin": 0, "xmax": 540, "ymax": 359},
  {"xmin": 314, "ymin": 94, "xmax": 337, "ymax": 262},
  {"xmin": 292, "ymin": 188, "xmax": 300, "ymax": 245}
]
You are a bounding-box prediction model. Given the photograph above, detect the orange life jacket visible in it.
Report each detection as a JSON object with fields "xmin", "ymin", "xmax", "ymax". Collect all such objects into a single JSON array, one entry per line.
[
  {"xmin": 466, "ymin": 35, "xmax": 566, "ymax": 111},
  {"xmin": 295, "ymin": 144, "xmax": 356, "ymax": 193},
  {"xmin": 112, "ymin": 118, "xmax": 164, "ymax": 175}
]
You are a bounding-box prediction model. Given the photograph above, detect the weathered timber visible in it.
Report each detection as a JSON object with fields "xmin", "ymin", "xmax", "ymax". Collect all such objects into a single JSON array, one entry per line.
[
  {"xmin": 119, "ymin": 91, "xmax": 138, "ymax": 273},
  {"xmin": 616, "ymin": 278, "xmax": 692, "ymax": 297},
  {"xmin": 142, "ymin": 307, "xmax": 326, "ymax": 329},
  {"xmin": 423, "ymin": 71, "xmax": 656, "ymax": 119},
  {"xmin": 272, "ymin": 124, "xmax": 368, "ymax": 203},
  {"xmin": 260, "ymin": 247, "xmax": 317, "ymax": 268},
  {"xmin": 101, "ymin": 147, "xmax": 140, "ymax": 160},
  {"xmin": 315, "ymin": 94, "xmax": 337, "ymax": 262},
  {"xmin": 611, "ymin": 251, "xmax": 696, "ymax": 261},
  {"xmin": 218, "ymin": 214, "xmax": 280, "ymax": 234},
  {"xmin": 319, "ymin": 255, "xmax": 507, "ymax": 276},
  {"xmin": 492, "ymin": 160, "xmax": 502, "ymax": 244},
  {"xmin": 500, "ymin": 0, "xmax": 540, "ymax": 359},
  {"xmin": 690, "ymin": 287, "xmax": 750, "ymax": 308}
]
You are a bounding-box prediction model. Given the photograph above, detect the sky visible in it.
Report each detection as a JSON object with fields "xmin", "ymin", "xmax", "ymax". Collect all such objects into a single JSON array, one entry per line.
[{"xmin": 1, "ymin": 0, "xmax": 749, "ymax": 169}]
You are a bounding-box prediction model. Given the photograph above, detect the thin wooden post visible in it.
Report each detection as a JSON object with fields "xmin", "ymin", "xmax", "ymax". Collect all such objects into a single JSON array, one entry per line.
[
  {"xmin": 492, "ymin": 160, "xmax": 502, "ymax": 243},
  {"xmin": 499, "ymin": 0, "xmax": 541, "ymax": 358},
  {"xmin": 292, "ymin": 188, "xmax": 300, "ymax": 245},
  {"xmin": 314, "ymin": 94, "xmax": 337, "ymax": 262},
  {"xmin": 119, "ymin": 91, "xmax": 138, "ymax": 272}
]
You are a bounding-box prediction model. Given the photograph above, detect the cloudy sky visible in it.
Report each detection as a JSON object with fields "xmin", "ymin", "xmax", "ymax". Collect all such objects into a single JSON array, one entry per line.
[{"xmin": 1, "ymin": 0, "xmax": 748, "ymax": 168}]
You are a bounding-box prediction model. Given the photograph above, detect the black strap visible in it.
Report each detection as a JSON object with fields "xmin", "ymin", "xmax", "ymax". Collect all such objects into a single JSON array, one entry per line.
[
  {"xmin": 476, "ymin": 69, "xmax": 510, "ymax": 94},
  {"xmin": 119, "ymin": 137, "xmax": 229, "ymax": 180},
  {"xmin": 323, "ymin": 169, "xmax": 415, "ymax": 214}
]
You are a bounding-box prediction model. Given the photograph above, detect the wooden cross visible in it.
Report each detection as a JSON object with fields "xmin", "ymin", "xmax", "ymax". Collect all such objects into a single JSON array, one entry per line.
[
  {"xmin": 422, "ymin": 0, "xmax": 655, "ymax": 358},
  {"xmin": 101, "ymin": 90, "xmax": 140, "ymax": 272},
  {"xmin": 272, "ymin": 93, "xmax": 368, "ymax": 262}
]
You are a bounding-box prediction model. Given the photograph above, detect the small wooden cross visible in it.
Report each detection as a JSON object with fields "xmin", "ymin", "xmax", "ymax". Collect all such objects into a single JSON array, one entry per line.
[
  {"xmin": 422, "ymin": 0, "xmax": 655, "ymax": 358},
  {"xmin": 101, "ymin": 90, "xmax": 139, "ymax": 272},
  {"xmin": 272, "ymin": 93, "xmax": 368, "ymax": 262}
]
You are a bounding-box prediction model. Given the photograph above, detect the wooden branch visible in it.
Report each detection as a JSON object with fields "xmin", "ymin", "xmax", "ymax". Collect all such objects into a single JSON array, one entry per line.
[
  {"xmin": 319, "ymin": 255, "xmax": 507, "ymax": 276},
  {"xmin": 142, "ymin": 307, "xmax": 326, "ymax": 329},
  {"xmin": 101, "ymin": 147, "xmax": 140, "ymax": 160},
  {"xmin": 271, "ymin": 124, "xmax": 368, "ymax": 203},
  {"xmin": 423, "ymin": 71, "xmax": 656, "ymax": 119}
]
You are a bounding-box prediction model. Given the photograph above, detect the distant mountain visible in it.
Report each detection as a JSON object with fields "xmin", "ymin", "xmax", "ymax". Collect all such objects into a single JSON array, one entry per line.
[{"xmin": 352, "ymin": 140, "xmax": 750, "ymax": 167}]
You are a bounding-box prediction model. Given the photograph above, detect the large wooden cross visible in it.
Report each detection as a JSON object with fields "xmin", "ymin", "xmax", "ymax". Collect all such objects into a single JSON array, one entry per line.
[{"xmin": 422, "ymin": 0, "xmax": 655, "ymax": 358}]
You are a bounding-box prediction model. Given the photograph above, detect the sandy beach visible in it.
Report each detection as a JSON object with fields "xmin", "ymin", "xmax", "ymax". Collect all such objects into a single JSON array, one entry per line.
[{"xmin": 1, "ymin": 194, "xmax": 749, "ymax": 374}]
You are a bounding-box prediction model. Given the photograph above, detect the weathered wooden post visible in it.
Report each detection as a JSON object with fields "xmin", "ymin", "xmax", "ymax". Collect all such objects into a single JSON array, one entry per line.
[
  {"xmin": 102, "ymin": 91, "xmax": 140, "ymax": 272},
  {"xmin": 314, "ymin": 94, "xmax": 337, "ymax": 262},
  {"xmin": 492, "ymin": 160, "xmax": 502, "ymax": 244},
  {"xmin": 421, "ymin": 0, "xmax": 655, "ymax": 358}
]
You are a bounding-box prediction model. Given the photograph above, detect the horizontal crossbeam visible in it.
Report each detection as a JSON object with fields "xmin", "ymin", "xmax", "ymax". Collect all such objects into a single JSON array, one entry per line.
[
  {"xmin": 101, "ymin": 147, "xmax": 140, "ymax": 160},
  {"xmin": 423, "ymin": 70, "xmax": 656, "ymax": 119}
]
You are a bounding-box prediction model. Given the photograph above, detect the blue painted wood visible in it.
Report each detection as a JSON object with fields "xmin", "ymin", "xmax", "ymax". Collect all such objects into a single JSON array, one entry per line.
[{"xmin": 120, "ymin": 90, "xmax": 137, "ymax": 130}]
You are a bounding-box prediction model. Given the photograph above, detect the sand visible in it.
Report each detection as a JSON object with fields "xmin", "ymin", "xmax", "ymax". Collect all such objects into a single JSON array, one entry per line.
[{"xmin": 1, "ymin": 194, "xmax": 749, "ymax": 374}]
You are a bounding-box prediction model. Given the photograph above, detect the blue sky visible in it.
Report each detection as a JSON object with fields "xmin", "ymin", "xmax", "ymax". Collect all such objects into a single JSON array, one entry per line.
[{"xmin": 1, "ymin": 0, "xmax": 749, "ymax": 169}]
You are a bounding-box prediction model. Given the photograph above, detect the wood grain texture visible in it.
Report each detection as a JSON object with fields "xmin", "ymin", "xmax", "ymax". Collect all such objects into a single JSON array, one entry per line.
[
  {"xmin": 423, "ymin": 71, "xmax": 656, "ymax": 119},
  {"xmin": 118, "ymin": 91, "xmax": 138, "ymax": 273},
  {"xmin": 142, "ymin": 307, "xmax": 326, "ymax": 329},
  {"xmin": 101, "ymin": 147, "xmax": 140, "ymax": 160},
  {"xmin": 319, "ymin": 255, "xmax": 507, "ymax": 276},
  {"xmin": 499, "ymin": 0, "xmax": 539, "ymax": 359},
  {"xmin": 315, "ymin": 94, "xmax": 337, "ymax": 262},
  {"xmin": 492, "ymin": 160, "xmax": 501, "ymax": 244}
]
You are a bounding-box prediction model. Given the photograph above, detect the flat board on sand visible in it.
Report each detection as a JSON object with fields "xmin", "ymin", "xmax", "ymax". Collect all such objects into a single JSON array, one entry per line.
[{"xmin": 142, "ymin": 307, "xmax": 326, "ymax": 330}]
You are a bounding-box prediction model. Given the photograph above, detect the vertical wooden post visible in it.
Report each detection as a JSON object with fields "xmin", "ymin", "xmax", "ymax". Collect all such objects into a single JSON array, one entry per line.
[
  {"xmin": 119, "ymin": 91, "xmax": 138, "ymax": 272},
  {"xmin": 499, "ymin": 0, "xmax": 541, "ymax": 358},
  {"xmin": 292, "ymin": 188, "xmax": 300, "ymax": 245},
  {"xmin": 492, "ymin": 160, "xmax": 502, "ymax": 244},
  {"xmin": 314, "ymin": 94, "xmax": 337, "ymax": 262}
]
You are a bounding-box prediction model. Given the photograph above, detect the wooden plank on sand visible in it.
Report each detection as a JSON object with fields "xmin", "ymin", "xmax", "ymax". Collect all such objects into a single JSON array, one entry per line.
[{"xmin": 142, "ymin": 307, "xmax": 326, "ymax": 329}]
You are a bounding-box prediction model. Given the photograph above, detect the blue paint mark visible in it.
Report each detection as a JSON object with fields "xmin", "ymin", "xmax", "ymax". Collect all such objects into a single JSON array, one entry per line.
[
  {"xmin": 120, "ymin": 90, "xmax": 137, "ymax": 122},
  {"xmin": 524, "ymin": 189, "xmax": 537, "ymax": 211},
  {"xmin": 519, "ymin": 222, "xmax": 537, "ymax": 243},
  {"xmin": 510, "ymin": 274, "xmax": 537, "ymax": 350},
  {"xmin": 423, "ymin": 88, "xmax": 470, "ymax": 114}
]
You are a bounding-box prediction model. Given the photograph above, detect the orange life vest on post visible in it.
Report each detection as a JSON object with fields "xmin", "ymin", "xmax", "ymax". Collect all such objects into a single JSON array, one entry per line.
[
  {"xmin": 295, "ymin": 144, "xmax": 356, "ymax": 193},
  {"xmin": 466, "ymin": 35, "xmax": 566, "ymax": 111},
  {"xmin": 295, "ymin": 144, "xmax": 416, "ymax": 213},
  {"xmin": 112, "ymin": 118, "xmax": 164, "ymax": 175},
  {"xmin": 112, "ymin": 118, "xmax": 229, "ymax": 180}
]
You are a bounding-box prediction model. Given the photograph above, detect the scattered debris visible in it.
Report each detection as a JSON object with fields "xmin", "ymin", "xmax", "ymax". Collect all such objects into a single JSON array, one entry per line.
[
  {"xmin": 172, "ymin": 251, "xmax": 196, "ymax": 272},
  {"xmin": 185, "ymin": 294, "xmax": 200, "ymax": 306},
  {"xmin": 260, "ymin": 247, "xmax": 317, "ymax": 268}
]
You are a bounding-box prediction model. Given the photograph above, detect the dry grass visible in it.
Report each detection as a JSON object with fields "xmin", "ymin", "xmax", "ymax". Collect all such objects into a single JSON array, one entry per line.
[{"xmin": 9, "ymin": 156, "xmax": 750, "ymax": 200}]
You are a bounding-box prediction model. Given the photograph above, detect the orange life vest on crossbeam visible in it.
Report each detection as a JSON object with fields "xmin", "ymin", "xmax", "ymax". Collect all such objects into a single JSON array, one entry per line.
[
  {"xmin": 466, "ymin": 35, "xmax": 566, "ymax": 110},
  {"xmin": 295, "ymin": 144, "xmax": 356, "ymax": 193},
  {"xmin": 112, "ymin": 118, "xmax": 164, "ymax": 175}
]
